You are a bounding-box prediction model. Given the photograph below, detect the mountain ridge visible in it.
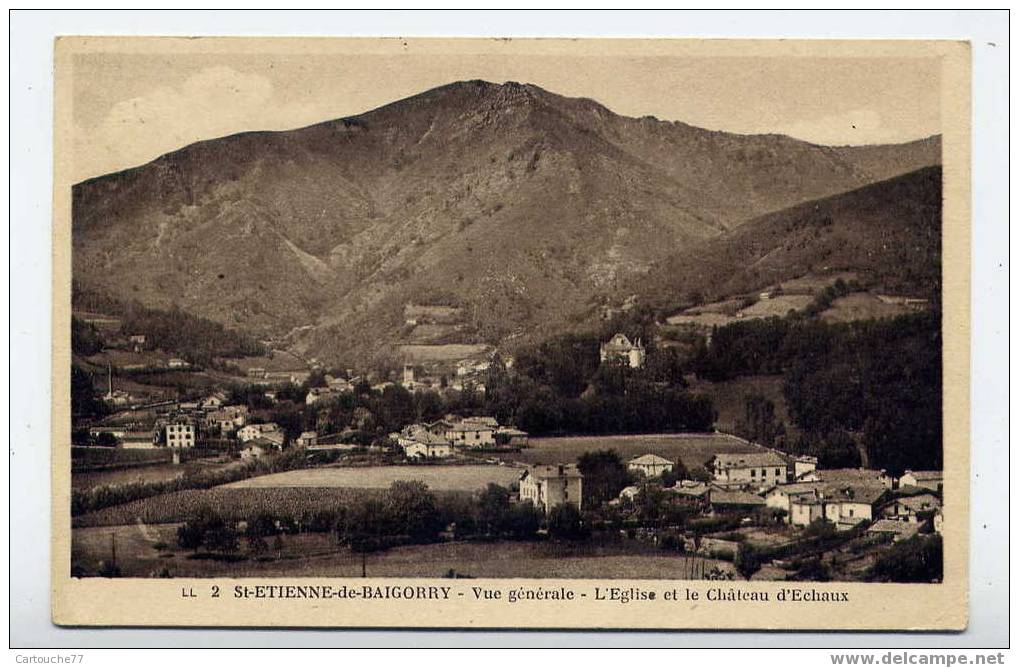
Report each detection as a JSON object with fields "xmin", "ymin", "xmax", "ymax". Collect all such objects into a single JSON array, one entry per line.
[{"xmin": 72, "ymin": 80, "xmax": 942, "ymax": 364}]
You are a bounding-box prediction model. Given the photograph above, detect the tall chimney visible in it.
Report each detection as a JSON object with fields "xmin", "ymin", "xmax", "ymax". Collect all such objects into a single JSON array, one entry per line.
[{"xmin": 107, "ymin": 362, "xmax": 113, "ymax": 398}]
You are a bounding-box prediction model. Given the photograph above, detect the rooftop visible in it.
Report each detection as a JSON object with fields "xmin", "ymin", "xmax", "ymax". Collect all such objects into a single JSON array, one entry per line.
[
  {"xmin": 709, "ymin": 489, "xmax": 766, "ymax": 506},
  {"xmin": 714, "ymin": 451, "xmax": 788, "ymax": 469},
  {"xmin": 903, "ymin": 470, "xmax": 943, "ymax": 480},
  {"xmin": 868, "ymin": 520, "xmax": 922, "ymax": 536},
  {"xmin": 524, "ymin": 464, "xmax": 583, "ymax": 480},
  {"xmin": 630, "ymin": 453, "xmax": 673, "ymax": 466}
]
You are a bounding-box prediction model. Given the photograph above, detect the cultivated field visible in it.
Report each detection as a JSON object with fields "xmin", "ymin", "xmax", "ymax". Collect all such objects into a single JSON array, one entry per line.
[
  {"xmin": 72, "ymin": 487, "xmax": 379, "ymax": 528},
  {"xmin": 223, "ymin": 464, "xmax": 522, "ymax": 491},
  {"xmin": 72, "ymin": 464, "xmax": 187, "ymax": 491},
  {"xmin": 71, "ymin": 524, "xmax": 733, "ymax": 579},
  {"xmin": 498, "ymin": 433, "xmax": 764, "ymax": 469},
  {"xmin": 738, "ymin": 294, "xmax": 814, "ymax": 318},
  {"xmin": 71, "ymin": 459, "xmax": 240, "ymax": 491},
  {"xmin": 821, "ymin": 292, "xmax": 914, "ymax": 323},
  {"xmin": 398, "ymin": 343, "xmax": 491, "ymax": 363}
]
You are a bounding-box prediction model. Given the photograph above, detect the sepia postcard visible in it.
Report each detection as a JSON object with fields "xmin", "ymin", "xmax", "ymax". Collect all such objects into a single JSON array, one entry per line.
[{"xmin": 52, "ymin": 36, "xmax": 970, "ymax": 630}]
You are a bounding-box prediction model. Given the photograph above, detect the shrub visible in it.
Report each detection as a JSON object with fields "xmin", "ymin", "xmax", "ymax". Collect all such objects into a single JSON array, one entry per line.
[{"xmin": 547, "ymin": 503, "xmax": 588, "ymax": 540}]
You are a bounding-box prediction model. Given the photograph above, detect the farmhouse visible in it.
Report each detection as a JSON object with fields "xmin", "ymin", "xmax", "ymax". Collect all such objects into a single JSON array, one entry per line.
[
  {"xmin": 868, "ymin": 519, "xmax": 922, "ymax": 542},
  {"xmin": 305, "ymin": 387, "xmax": 336, "ymax": 405},
  {"xmin": 797, "ymin": 467, "xmax": 893, "ymax": 489},
  {"xmin": 164, "ymin": 420, "xmax": 196, "ymax": 448},
  {"xmin": 788, "ymin": 493, "xmax": 825, "ymax": 526},
  {"xmin": 628, "ymin": 454, "xmax": 674, "ymax": 478},
  {"xmin": 403, "ymin": 432, "xmax": 454, "ymax": 459},
  {"xmin": 821, "ymin": 485, "xmax": 889, "ymax": 528},
  {"xmin": 615, "ymin": 485, "xmax": 643, "ymax": 503},
  {"xmin": 326, "ymin": 376, "xmax": 353, "ymax": 392},
  {"xmin": 708, "ymin": 488, "xmax": 767, "ymax": 514},
  {"xmin": 88, "ymin": 426, "xmax": 126, "ymax": 439},
  {"xmin": 881, "ymin": 493, "xmax": 941, "ymax": 523},
  {"xmin": 297, "ymin": 431, "xmax": 318, "ymax": 447},
  {"xmin": 898, "ymin": 470, "xmax": 943, "ymax": 493},
  {"xmin": 260, "ymin": 430, "xmax": 286, "ymax": 448},
  {"xmin": 792, "ymin": 455, "xmax": 818, "ymax": 479},
  {"xmin": 599, "ymin": 333, "xmax": 646, "ymax": 369},
  {"xmin": 668, "ymin": 480, "xmax": 711, "ymax": 502},
  {"xmin": 712, "ymin": 451, "xmax": 789, "ymax": 486},
  {"xmin": 201, "ymin": 391, "xmax": 228, "ymax": 409},
  {"xmin": 445, "ymin": 420, "xmax": 496, "ymax": 449},
  {"xmin": 494, "ymin": 426, "xmax": 529, "ymax": 447},
  {"xmin": 240, "ymin": 437, "xmax": 278, "ymax": 460},
  {"xmin": 519, "ymin": 464, "xmax": 583, "ymax": 514},
  {"xmin": 238, "ymin": 423, "xmax": 281, "ymax": 442},
  {"xmin": 768, "ymin": 481, "xmax": 889, "ymax": 528}
]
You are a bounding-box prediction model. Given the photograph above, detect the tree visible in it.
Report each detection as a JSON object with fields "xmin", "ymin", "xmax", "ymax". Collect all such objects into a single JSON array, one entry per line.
[
  {"xmin": 176, "ymin": 505, "xmax": 229, "ymax": 553},
  {"xmin": 71, "ymin": 365, "xmax": 105, "ymax": 419},
  {"xmin": 577, "ymin": 450, "xmax": 633, "ymax": 508},
  {"xmin": 547, "ymin": 503, "xmax": 587, "ymax": 540},
  {"xmin": 245, "ymin": 511, "xmax": 279, "ymax": 538},
  {"xmin": 660, "ymin": 459, "xmax": 691, "ymax": 487},
  {"xmin": 383, "ymin": 480, "xmax": 443, "ymax": 542},
  {"xmin": 202, "ymin": 523, "xmax": 239, "ymax": 553},
  {"xmin": 735, "ymin": 543, "xmax": 763, "ymax": 581},
  {"xmin": 477, "ymin": 484, "xmax": 512, "ymax": 536},
  {"xmin": 71, "ymin": 317, "xmax": 104, "ymax": 356},
  {"xmin": 93, "ymin": 432, "xmax": 119, "ymax": 447},
  {"xmin": 869, "ymin": 535, "xmax": 943, "ymax": 583},
  {"xmin": 504, "ymin": 502, "xmax": 543, "ymax": 539}
]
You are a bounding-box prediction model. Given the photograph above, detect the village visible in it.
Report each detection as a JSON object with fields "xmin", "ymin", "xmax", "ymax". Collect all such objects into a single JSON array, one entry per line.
[{"xmin": 71, "ymin": 320, "xmax": 944, "ymax": 583}]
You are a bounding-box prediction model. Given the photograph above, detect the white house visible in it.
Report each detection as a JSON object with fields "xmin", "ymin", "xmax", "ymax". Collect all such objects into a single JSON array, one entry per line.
[
  {"xmin": 712, "ymin": 452, "xmax": 789, "ymax": 486},
  {"xmin": 403, "ymin": 432, "xmax": 453, "ymax": 459},
  {"xmin": 494, "ymin": 426, "xmax": 529, "ymax": 447},
  {"xmin": 260, "ymin": 430, "xmax": 286, "ymax": 448},
  {"xmin": 628, "ymin": 454, "xmax": 674, "ymax": 478},
  {"xmin": 767, "ymin": 481, "xmax": 888, "ymax": 528},
  {"xmin": 237, "ymin": 423, "xmax": 281, "ymax": 442},
  {"xmin": 201, "ymin": 392, "xmax": 228, "ymax": 410},
  {"xmin": 519, "ymin": 464, "xmax": 583, "ymax": 514},
  {"xmin": 868, "ymin": 519, "xmax": 921, "ymax": 542},
  {"xmin": 797, "ymin": 467, "xmax": 894, "ymax": 489},
  {"xmin": 165, "ymin": 421, "xmax": 196, "ymax": 448},
  {"xmin": 881, "ymin": 493, "xmax": 941, "ymax": 523},
  {"xmin": 168, "ymin": 358, "xmax": 188, "ymax": 368},
  {"xmin": 898, "ymin": 470, "xmax": 943, "ymax": 493},
  {"xmin": 297, "ymin": 431, "xmax": 318, "ymax": 447},
  {"xmin": 445, "ymin": 421, "xmax": 496, "ymax": 448},
  {"xmin": 599, "ymin": 333, "xmax": 646, "ymax": 369},
  {"xmin": 792, "ymin": 455, "xmax": 818, "ymax": 479},
  {"xmin": 240, "ymin": 443, "xmax": 268, "ymax": 460}
]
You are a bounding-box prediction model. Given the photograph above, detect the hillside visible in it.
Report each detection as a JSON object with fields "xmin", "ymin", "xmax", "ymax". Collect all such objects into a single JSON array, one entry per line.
[
  {"xmin": 72, "ymin": 80, "xmax": 941, "ymax": 364},
  {"xmin": 634, "ymin": 166, "xmax": 943, "ymax": 313}
]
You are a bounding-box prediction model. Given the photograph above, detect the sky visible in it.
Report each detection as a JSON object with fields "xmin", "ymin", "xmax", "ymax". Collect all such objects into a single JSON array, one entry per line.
[{"xmin": 71, "ymin": 46, "xmax": 942, "ymax": 183}]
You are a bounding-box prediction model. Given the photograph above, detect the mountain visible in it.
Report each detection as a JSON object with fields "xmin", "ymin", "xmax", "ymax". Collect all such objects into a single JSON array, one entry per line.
[
  {"xmin": 633, "ymin": 165, "xmax": 943, "ymax": 312},
  {"xmin": 72, "ymin": 80, "xmax": 941, "ymax": 364}
]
